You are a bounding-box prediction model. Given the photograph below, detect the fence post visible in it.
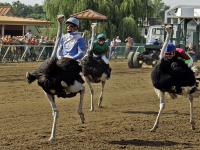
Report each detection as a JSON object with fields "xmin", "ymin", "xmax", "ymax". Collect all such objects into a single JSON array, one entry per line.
[
  {"xmin": 2, "ymin": 46, "xmax": 11, "ymax": 63},
  {"xmin": 37, "ymin": 46, "xmax": 46, "ymax": 61}
]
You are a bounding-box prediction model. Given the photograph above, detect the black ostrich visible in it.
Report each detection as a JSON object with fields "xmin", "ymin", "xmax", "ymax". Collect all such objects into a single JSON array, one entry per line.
[
  {"xmin": 26, "ymin": 15, "xmax": 85, "ymax": 142},
  {"xmin": 81, "ymin": 23, "xmax": 111, "ymax": 111},
  {"xmin": 150, "ymin": 25, "xmax": 200, "ymax": 132}
]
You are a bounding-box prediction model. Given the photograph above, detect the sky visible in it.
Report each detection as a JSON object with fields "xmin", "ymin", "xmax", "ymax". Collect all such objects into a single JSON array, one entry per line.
[
  {"xmin": 163, "ymin": 0, "xmax": 200, "ymax": 8},
  {"xmin": 0, "ymin": 0, "xmax": 199, "ymax": 7}
]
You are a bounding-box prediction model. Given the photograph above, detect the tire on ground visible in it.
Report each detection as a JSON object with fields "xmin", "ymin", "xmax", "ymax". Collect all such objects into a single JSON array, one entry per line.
[{"xmin": 132, "ymin": 53, "xmax": 142, "ymax": 68}]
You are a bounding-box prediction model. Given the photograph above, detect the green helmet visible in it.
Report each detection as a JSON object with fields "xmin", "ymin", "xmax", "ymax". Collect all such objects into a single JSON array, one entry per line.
[{"xmin": 97, "ymin": 33, "xmax": 106, "ymax": 40}]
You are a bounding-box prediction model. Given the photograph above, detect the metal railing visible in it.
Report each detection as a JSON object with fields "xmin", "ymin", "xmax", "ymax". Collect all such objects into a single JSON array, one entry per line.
[
  {"xmin": 0, "ymin": 44, "xmax": 54, "ymax": 63},
  {"xmin": 0, "ymin": 44, "xmax": 145, "ymax": 63}
]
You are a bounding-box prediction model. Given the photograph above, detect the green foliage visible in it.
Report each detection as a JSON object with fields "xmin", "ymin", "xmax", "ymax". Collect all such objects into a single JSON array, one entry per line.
[
  {"xmin": 0, "ymin": 3, "xmax": 11, "ymax": 6},
  {"xmin": 1, "ymin": 0, "xmax": 169, "ymax": 42},
  {"xmin": 11, "ymin": 1, "xmax": 45, "ymax": 18},
  {"xmin": 118, "ymin": 16, "xmax": 139, "ymax": 41}
]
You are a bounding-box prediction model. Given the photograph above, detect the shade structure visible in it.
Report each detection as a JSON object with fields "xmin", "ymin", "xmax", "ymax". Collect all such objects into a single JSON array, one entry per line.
[
  {"xmin": 0, "ymin": 6, "xmax": 12, "ymax": 16},
  {"xmin": 71, "ymin": 9, "xmax": 107, "ymax": 20},
  {"xmin": 0, "ymin": 16, "xmax": 50, "ymax": 26}
]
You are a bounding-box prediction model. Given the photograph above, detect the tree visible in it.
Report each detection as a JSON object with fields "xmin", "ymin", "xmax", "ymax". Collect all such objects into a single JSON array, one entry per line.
[{"xmin": 42, "ymin": 0, "xmax": 169, "ymax": 41}]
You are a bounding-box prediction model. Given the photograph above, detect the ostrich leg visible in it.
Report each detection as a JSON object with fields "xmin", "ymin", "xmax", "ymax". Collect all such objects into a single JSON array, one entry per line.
[
  {"xmin": 188, "ymin": 96, "xmax": 195, "ymax": 130},
  {"xmin": 150, "ymin": 90, "xmax": 165, "ymax": 132},
  {"xmin": 98, "ymin": 81, "xmax": 105, "ymax": 108},
  {"xmin": 44, "ymin": 15, "xmax": 63, "ymax": 142},
  {"xmin": 45, "ymin": 92, "xmax": 59, "ymax": 142},
  {"xmin": 85, "ymin": 77, "xmax": 94, "ymax": 111},
  {"xmin": 150, "ymin": 25, "xmax": 172, "ymax": 131},
  {"xmin": 78, "ymin": 87, "xmax": 85, "ymax": 123}
]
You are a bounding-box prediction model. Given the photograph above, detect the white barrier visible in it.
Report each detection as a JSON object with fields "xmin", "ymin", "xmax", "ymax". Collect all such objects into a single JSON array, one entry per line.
[
  {"xmin": 0, "ymin": 44, "xmax": 145, "ymax": 63},
  {"xmin": 0, "ymin": 44, "xmax": 54, "ymax": 63}
]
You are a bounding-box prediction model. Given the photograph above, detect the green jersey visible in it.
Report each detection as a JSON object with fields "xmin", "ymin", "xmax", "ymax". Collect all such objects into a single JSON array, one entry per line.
[{"xmin": 92, "ymin": 41, "xmax": 109, "ymax": 55}]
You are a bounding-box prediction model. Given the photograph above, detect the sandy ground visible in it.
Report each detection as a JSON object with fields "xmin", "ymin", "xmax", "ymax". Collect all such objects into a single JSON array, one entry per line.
[{"xmin": 0, "ymin": 59, "xmax": 200, "ymax": 150}]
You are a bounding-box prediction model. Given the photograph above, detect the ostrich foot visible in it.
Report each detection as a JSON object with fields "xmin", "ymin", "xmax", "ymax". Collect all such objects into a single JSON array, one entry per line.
[
  {"xmin": 89, "ymin": 108, "xmax": 94, "ymax": 112},
  {"xmin": 48, "ymin": 136, "xmax": 55, "ymax": 143},
  {"xmin": 150, "ymin": 124, "xmax": 159, "ymax": 132}
]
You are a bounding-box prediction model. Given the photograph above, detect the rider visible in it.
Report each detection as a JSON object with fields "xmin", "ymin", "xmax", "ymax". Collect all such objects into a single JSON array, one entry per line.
[
  {"xmin": 152, "ymin": 42, "xmax": 196, "ymax": 94},
  {"xmin": 91, "ymin": 33, "xmax": 109, "ymax": 64},
  {"xmin": 90, "ymin": 33, "xmax": 111, "ymax": 78},
  {"xmin": 26, "ymin": 16, "xmax": 86, "ymax": 95},
  {"xmin": 81, "ymin": 33, "xmax": 111, "ymax": 79}
]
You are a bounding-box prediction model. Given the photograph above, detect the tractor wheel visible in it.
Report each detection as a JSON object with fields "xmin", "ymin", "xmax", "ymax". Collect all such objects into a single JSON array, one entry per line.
[
  {"xmin": 132, "ymin": 53, "xmax": 142, "ymax": 68},
  {"xmin": 127, "ymin": 52, "xmax": 135, "ymax": 68}
]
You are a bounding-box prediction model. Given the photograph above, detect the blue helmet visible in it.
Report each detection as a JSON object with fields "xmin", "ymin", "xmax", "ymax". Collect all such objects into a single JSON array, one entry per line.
[
  {"xmin": 65, "ymin": 17, "xmax": 79, "ymax": 26},
  {"xmin": 165, "ymin": 43, "xmax": 176, "ymax": 52}
]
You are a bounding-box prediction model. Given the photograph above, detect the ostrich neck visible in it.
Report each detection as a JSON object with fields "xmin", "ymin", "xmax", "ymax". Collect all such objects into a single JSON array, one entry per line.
[
  {"xmin": 159, "ymin": 32, "xmax": 171, "ymax": 59},
  {"xmin": 88, "ymin": 27, "xmax": 96, "ymax": 53},
  {"xmin": 89, "ymin": 31, "xmax": 95, "ymax": 50},
  {"xmin": 51, "ymin": 20, "xmax": 63, "ymax": 59}
]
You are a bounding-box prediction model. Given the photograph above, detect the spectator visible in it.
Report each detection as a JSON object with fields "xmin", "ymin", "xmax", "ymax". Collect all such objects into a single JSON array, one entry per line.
[
  {"xmin": 109, "ymin": 38, "xmax": 117, "ymax": 59},
  {"xmin": 124, "ymin": 36, "xmax": 134, "ymax": 59},
  {"xmin": 114, "ymin": 36, "xmax": 121, "ymax": 58},
  {"xmin": 115, "ymin": 36, "xmax": 121, "ymax": 46},
  {"xmin": 25, "ymin": 30, "xmax": 32, "ymax": 39}
]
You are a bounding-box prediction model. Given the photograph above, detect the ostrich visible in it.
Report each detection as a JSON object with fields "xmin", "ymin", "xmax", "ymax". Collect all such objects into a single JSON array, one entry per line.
[
  {"xmin": 150, "ymin": 25, "xmax": 200, "ymax": 132},
  {"xmin": 26, "ymin": 15, "xmax": 85, "ymax": 142},
  {"xmin": 81, "ymin": 23, "xmax": 111, "ymax": 111}
]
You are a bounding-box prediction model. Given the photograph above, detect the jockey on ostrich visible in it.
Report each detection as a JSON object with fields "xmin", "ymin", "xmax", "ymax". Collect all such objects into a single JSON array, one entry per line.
[
  {"xmin": 81, "ymin": 23, "xmax": 111, "ymax": 111},
  {"xmin": 26, "ymin": 15, "xmax": 86, "ymax": 142},
  {"xmin": 151, "ymin": 25, "xmax": 200, "ymax": 131}
]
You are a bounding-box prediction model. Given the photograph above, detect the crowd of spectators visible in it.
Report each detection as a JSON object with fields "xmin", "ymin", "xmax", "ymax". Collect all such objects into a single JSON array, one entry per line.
[
  {"xmin": 1, "ymin": 35, "xmax": 46, "ymax": 45},
  {"xmin": 0, "ymin": 34, "xmax": 55, "ymax": 62}
]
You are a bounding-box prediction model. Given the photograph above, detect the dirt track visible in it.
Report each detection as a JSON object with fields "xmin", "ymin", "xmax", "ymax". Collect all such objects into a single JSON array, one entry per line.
[{"xmin": 0, "ymin": 59, "xmax": 200, "ymax": 150}]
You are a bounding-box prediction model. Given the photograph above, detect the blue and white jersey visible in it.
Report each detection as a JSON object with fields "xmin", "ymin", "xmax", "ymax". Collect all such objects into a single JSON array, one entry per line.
[{"xmin": 57, "ymin": 32, "xmax": 86, "ymax": 61}]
